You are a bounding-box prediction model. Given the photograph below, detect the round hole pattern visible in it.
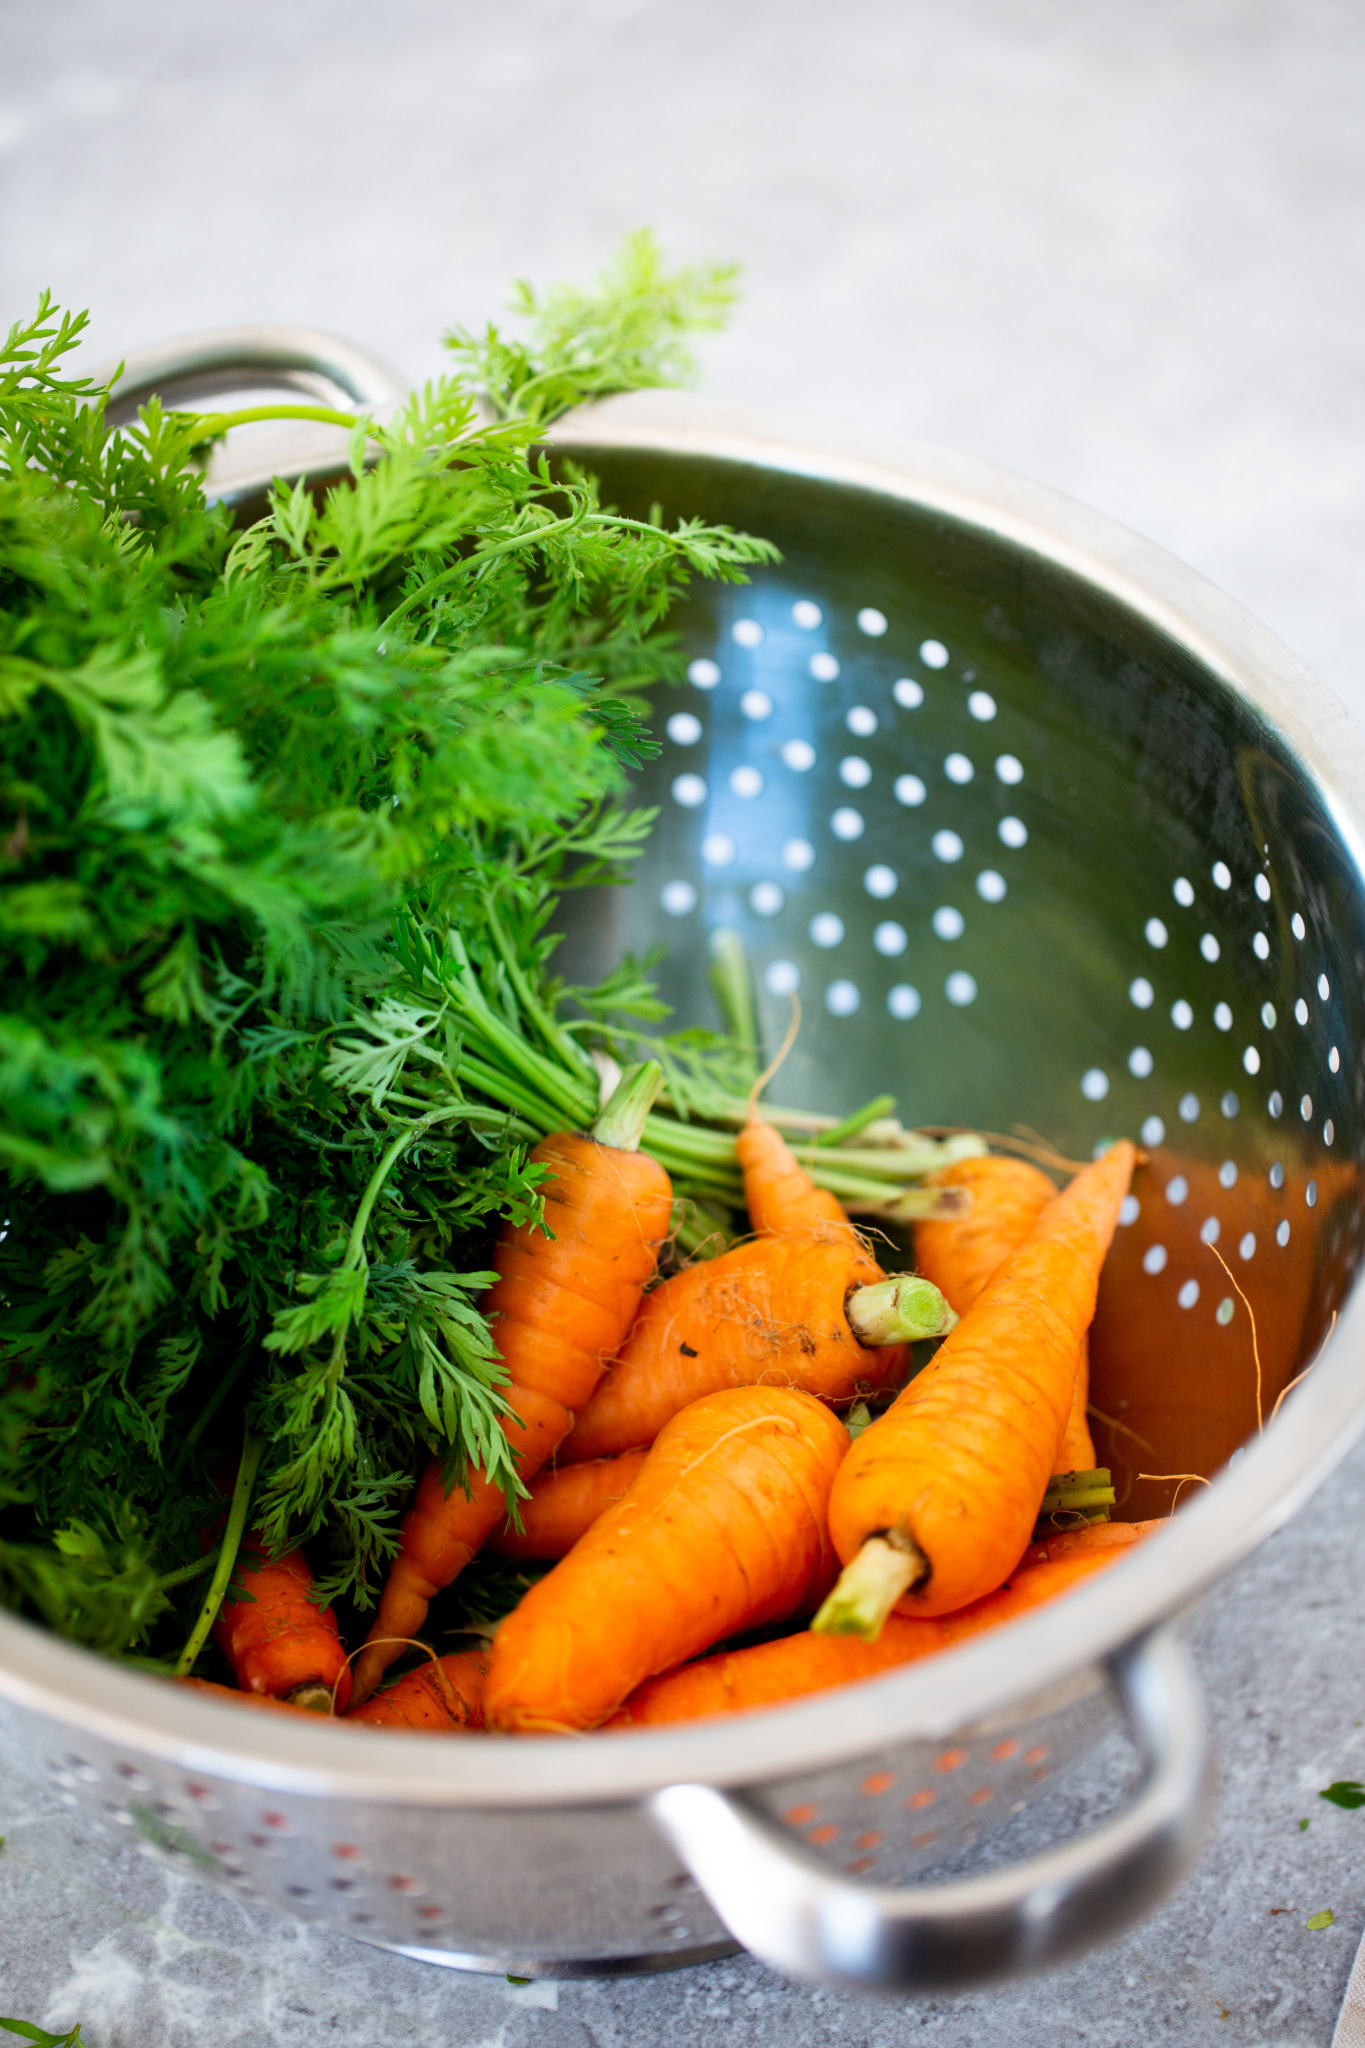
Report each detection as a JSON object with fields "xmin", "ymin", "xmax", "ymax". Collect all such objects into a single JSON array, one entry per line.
[
  {"xmin": 702, "ymin": 832, "xmax": 736, "ymax": 866},
  {"xmin": 864, "ymin": 864, "xmax": 897, "ymax": 898},
  {"xmin": 782, "ymin": 738, "xmax": 816, "ymax": 772},
  {"xmin": 894, "ymin": 678, "xmax": 924, "ymax": 709}
]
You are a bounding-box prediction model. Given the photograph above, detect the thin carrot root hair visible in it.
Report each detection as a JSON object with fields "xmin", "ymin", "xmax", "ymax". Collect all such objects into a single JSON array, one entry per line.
[
  {"xmin": 746, "ymin": 994, "xmax": 801, "ymax": 1122},
  {"xmin": 1086, "ymin": 1404, "xmax": 1157, "ymax": 1456},
  {"xmin": 332, "ymin": 1637, "xmax": 458, "ymax": 1717},
  {"xmin": 1269, "ymin": 1309, "xmax": 1338, "ymax": 1424},
  {"xmin": 1137, "ymin": 1472, "xmax": 1212, "ymax": 1512},
  {"xmin": 1205, "ymin": 1241, "xmax": 1263, "ymax": 1428}
]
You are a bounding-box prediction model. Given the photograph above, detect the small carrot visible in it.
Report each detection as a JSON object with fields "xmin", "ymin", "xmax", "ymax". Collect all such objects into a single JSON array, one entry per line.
[
  {"xmin": 916, "ymin": 1152, "xmax": 1096, "ymax": 1470},
  {"xmin": 1019, "ymin": 1517, "xmax": 1164, "ymax": 1570},
  {"xmin": 487, "ymin": 1448, "xmax": 651, "ymax": 1560},
  {"xmin": 559, "ymin": 1234, "xmax": 954, "ymax": 1463},
  {"xmin": 485, "ymin": 1386, "xmax": 850, "ymax": 1733},
  {"xmin": 817, "ymin": 1140, "xmax": 1136, "ymax": 1637},
  {"xmin": 351, "ymin": 1062, "xmax": 672, "ymax": 1704},
  {"xmin": 347, "ymin": 1648, "xmax": 489, "ymax": 1731},
  {"xmin": 609, "ymin": 1521, "xmax": 1160, "ymax": 1727},
  {"xmin": 211, "ymin": 1535, "xmax": 352, "ymax": 1712}
]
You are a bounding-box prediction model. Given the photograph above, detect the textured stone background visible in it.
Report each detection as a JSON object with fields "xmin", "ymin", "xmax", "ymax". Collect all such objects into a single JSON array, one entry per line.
[{"xmin": 3, "ymin": 2, "xmax": 1365, "ymax": 2041}]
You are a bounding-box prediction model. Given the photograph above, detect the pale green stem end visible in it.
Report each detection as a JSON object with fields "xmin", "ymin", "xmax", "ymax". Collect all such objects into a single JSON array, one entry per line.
[
  {"xmin": 866, "ymin": 1184, "xmax": 974, "ymax": 1223},
  {"xmin": 846, "ymin": 1276, "xmax": 958, "ymax": 1347},
  {"xmin": 592, "ymin": 1060, "xmax": 663, "ymax": 1152},
  {"xmin": 811, "ymin": 1532, "xmax": 928, "ymax": 1641}
]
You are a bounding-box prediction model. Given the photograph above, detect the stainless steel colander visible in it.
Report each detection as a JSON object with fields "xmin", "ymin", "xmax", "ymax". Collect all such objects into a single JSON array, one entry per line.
[{"xmin": 3, "ymin": 334, "xmax": 1364, "ymax": 1995}]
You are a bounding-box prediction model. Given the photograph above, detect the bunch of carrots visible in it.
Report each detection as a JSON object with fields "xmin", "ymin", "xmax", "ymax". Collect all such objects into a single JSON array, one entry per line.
[{"xmin": 173, "ymin": 1047, "xmax": 1162, "ymax": 1738}]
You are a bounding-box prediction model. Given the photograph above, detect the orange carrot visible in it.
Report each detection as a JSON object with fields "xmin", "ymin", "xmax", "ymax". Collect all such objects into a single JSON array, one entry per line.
[
  {"xmin": 818, "ymin": 1140, "xmax": 1136, "ymax": 1636},
  {"xmin": 350, "ymin": 1064, "xmax": 672, "ymax": 1704},
  {"xmin": 610, "ymin": 1521, "xmax": 1159, "ymax": 1727},
  {"xmin": 347, "ymin": 1649, "xmax": 489, "ymax": 1731},
  {"xmin": 486, "ymin": 1386, "xmax": 850, "ymax": 1732},
  {"xmin": 175, "ymin": 1676, "xmax": 320, "ymax": 1717},
  {"xmin": 211, "ymin": 1535, "xmax": 352, "ymax": 1711},
  {"xmin": 559, "ymin": 1233, "xmax": 953, "ymax": 1463},
  {"xmin": 736, "ymin": 1114, "xmax": 856, "ymax": 1239},
  {"xmin": 487, "ymin": 1448, "xmax": 651, "ymax": 1559},
  {"xmin": 916, "ymin": 1153, "xmax": 1096, "ymax": 1469}
]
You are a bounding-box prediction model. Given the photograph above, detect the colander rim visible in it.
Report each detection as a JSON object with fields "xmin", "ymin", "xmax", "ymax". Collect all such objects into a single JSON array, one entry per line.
[{"xmin": 4, "ymin": 390, "xmax": 1363, "ymax": 1807}]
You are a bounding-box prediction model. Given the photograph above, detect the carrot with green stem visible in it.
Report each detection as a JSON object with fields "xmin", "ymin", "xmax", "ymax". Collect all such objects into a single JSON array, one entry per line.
[
  {"xmin": 916, "ymin": 1152, "xmax": 1098, "ymax": 1472},
  {"xmin": 486, "ymin": 1386, "xmax": 850, "ymax": 1732},
  {"xmin": 488, "ymin": 1447, "xmax": 651, "ymax": 1560},
  {"xmin": 816, "ymin": 1139, "xmax": 1136, "ymax": 1639},
  {"xmin": 350, "ymin": 1061, "xmax": 672, "ymax": 1704},
  {"xmin": 562, "ymin": 1038, "xmax": 957, "ymax": 1463},
  {"xmin": 558, "ymin": 1234, "xmax": 955, "ymax": 1462},
  {"xmin": 610, "ymin": 1519, "xmax": 1162, "ymax": 1727}
]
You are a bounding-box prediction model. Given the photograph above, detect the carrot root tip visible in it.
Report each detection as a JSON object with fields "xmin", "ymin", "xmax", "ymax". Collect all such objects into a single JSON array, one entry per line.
[
  {"xmin": 811, "ymin": 1531, "xmax": 928, "ymax": 1641},
  {"xmin": 846, "ymin": 1275, "xmax": 958, "ymax": 1347}
]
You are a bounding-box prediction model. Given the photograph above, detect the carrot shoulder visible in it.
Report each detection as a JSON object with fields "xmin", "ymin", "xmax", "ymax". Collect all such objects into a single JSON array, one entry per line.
[
  {"xmin": 487, "ymin": 1448, "xmax": 651, "ymax": 1559},
  {"xmin": 485, "ymin": 1386, "xmax": 850, "ymax": 1733},
  {"xmin": 818, "ymin": 1140, "xmax": 1136, "ymax": 1634},
  {"xmin": 610, "ymin": 1520, "xmax": 1159, "ymax": 1727},
  {"xmin": 916, "ymin": 1152, "xmax": 1096, "ymax": 1469},
  {"xmin": 350, "ymin": 1063, "xmax": 672, "ymax": 1704}
]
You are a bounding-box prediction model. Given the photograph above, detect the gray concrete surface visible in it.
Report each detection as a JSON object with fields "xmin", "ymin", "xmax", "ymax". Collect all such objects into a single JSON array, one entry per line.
[{"xmin": 3, "ymin": 1, "xmax": 1365, "ymax": 2040}]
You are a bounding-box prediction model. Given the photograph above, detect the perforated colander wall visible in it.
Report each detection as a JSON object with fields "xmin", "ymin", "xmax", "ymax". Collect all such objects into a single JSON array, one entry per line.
[{"xmin": 555, "ymin": 450, "xmax": 1365, "ymax": 1518}]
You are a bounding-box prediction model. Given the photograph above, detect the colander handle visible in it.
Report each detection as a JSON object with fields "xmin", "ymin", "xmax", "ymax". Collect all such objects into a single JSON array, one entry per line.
[
  {"xmin": 649, "ymin": 1626, "xmax": 1210, "ymax": 1994},
  {"xmin": 98, "ymin": 325, "xmax": 406, "ymax": 424},
  {"xmin": 92, "ymin": 325, "xmax": 407, "ymax": 504}
]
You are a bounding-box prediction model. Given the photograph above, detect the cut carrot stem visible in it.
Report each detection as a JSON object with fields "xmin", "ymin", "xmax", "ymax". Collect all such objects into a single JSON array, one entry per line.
[
  {"xmin": 610, "ymin": 1523, "xmax": 1162, "ymax": 1728},
  {"xmin": 350, "ymin": 1061, "xmax": 673, "ymax": 1704},
  {"xmin": 486, "ymin": 1387, "xmax": 850, "ymax": 1733},
  {"xmin": 845, "ymin": 1276, "xmax": 957, "ymax": 1347},
  {"xmin": 590, "ymin": 1059, "xmax": 664, "ymax": 1151},
  {"xmin": 1037, "ymin": 1468, "xmax": 1116, "ymax": 1515},
  {"xmin": 819, "ymin": 1140, "xmax": 1136, "ymax": 1637},
  {"xmin": 174, "ymin": 1428, "xmax": 264, "ymax": 1678},
  {"xmin": 812, "ymin": 1530, "xmax": 928, "ymax": 1637}
]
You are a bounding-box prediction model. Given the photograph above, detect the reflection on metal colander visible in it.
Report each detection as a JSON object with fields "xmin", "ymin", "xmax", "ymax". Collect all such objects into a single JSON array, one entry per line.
[{"xmin": 554, "ymin": 431, "xmax": 1363, "ymax": 1534}]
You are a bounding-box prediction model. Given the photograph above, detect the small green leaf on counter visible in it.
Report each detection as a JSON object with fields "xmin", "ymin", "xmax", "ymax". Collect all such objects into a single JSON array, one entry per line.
[
  {"xmin": 1320, "ymin": 1781, "xmax": 1365, "ymax": 1809},
  {"xmin": 1, "ymin": 2022, "xmax": 86, "ymax": 2046},
  {"xmin": 1300, "ymin": 1818, "xmax": 1311, "ymax": 1831},
  {"xmin": 506, "ymin": 1976, "xmax": 531, "ymax": 1986},
  {"xmin": 1307, "ymin": 1909, "xmax": 1336, "ymax": 1931}
]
